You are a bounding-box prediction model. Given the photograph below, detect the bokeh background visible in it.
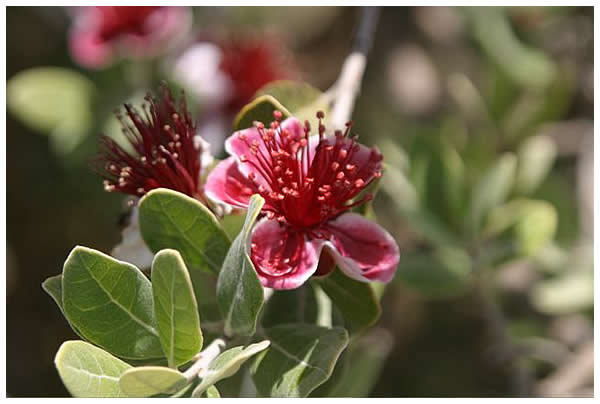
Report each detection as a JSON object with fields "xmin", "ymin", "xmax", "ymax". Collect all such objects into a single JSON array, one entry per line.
[{"xmin": 6, "ymin": 6, "xmax": 593, "ymax": 397}]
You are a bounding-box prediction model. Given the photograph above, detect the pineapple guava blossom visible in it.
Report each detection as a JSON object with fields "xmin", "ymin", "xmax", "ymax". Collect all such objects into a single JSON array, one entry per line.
[
  {"xmin": 96, "ymin": 84, "xmax": 213, "ymax": 267},
  {"xmin": 205, "ymin": 112, "xmax": 400, "ymax": 289},
  {"xmin": 69, "ymin": 6, "xmax": 191, "ymax": 69},
  {"xmin": 97, "ymin": 85, "xmax": 212, "ymax": 200}
]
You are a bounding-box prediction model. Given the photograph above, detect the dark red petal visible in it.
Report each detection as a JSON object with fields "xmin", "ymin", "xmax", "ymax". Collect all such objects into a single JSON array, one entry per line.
[
  {"xmin": 324, "ymin": 213, "xmax": 399, "ymax": 283},
  {"xmin": 250, "ymin": 219, "xmax": 324, "ymax": 290}
]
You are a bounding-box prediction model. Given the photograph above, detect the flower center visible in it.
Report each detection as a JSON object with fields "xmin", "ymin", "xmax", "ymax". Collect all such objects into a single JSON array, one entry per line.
[
  {"xmin": 97, "ymin": 85, "xmax": 206, "ymax": 200},
  {"xmin": 239, "ymin": 111, "xmax": 382, "ymax": 229}
]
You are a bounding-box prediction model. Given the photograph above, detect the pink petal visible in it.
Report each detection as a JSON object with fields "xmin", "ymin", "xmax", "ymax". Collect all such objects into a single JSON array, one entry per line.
[
  {"xmin": 250, "ymin": 219, "xmax": 324, "ymax": 290},
  {"xmin": 224, "ymin": 117, "xmax": 304, "ymax": 180},
  {"xmin": 204, "ymin": 157, "xmax": 259, "ymax": 209},
  {"xmin": 69, "ymin": 29, "xmax": 113, "ymax": 68},
  {"xmin": 324, "ymin": 213, "xmax": 399, "ymax": 283}
]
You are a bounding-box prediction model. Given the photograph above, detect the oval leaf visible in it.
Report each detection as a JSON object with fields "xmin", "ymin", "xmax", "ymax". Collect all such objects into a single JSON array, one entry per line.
[
  {"xmin": 516, "ymin": 135, "xmax": 557, "ymax": 195},
  {"xmin": 191, "ymin": 340, "xmax": 270, "ymax": 397},
  {"xmin": 486, "ymin": 199, "xmax": 558, "ymax": 258},
  {"xmin": 316, "ymin": 269, "xmax": 381, "ymax": 335},
  {"xmin": 395, "ymin": 247, "xmax": 473, "ymax": 299},
  {"xmin": 217, "ymin": 195, "xmax": 265, "ymax": 337},
  {"xmin": 139, "ymin": 188, "xmax": 231, "ymax": 275},
  {"xmin": 7, "ymin": 67, "xmax": 94, "ymax": 154},
  {"xmin": 55, "ymin": 340, "xmax": 131, "ymax": 397},
  {"xmin": 152, "ymin": 249, "xmax": 204, "ymax": 367},
  {"xmin": 255, "ymin": 80, "xmax": 330, "ymax": 126},
  {"xmin": 233, "ymin": 95, "xmax": 291, "ymax": 131},
  {"xmin": 466, "ymin": 153, "xmax": 517, "ymax": 236},
  {"xmin": 251, "ymin": 324, "xmax": 349, "ymax": 397},
  {"xmin": 261, "ymin": 284, "xmax": 319, "ymax": 328},
  {"xmin": 313, "ymin": 328, "xmax": 393, "ymax": 397},
  {"xmin": 62, "ymin": 246, "xmax": 163, "ymax": 359},
  {"xmin": 42, "ymin": 274, "xmax": 85, "ymax": 338},
  {"xmin": 119, "ymin": 366, "xmax": 186, "ymax": 397},
  {"xmin": 205, "ymin": 385, "xmax": 221, "ymax": 398}
]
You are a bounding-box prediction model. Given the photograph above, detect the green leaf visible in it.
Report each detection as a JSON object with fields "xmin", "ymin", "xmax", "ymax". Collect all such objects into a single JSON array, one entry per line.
[
  {"xmin": 219, "ymin": 213, "xmax": 246, "ymax": 240},
  {"xmin": 205, "ymin": 385, "xmax": 221, "ymax": 398},
  {"xmin": 119, "ymin": 366, "xmax": 186, "ymax": 397},
  {"xmin": 316, "ymin": 269, "xmax": 381, "ymax": 335},
  {"xmin": 251, "ymin": 324, "xmax": 349, "ymax": 397},
  {"xmin": 256, "ymin": 80, "xmax": 330, "ymax": 126},
  {"xmin": 486, "ymin": 199, "xmax": 557, "ymax": 258},
  {"xmin": 466, "ymin": 7, "xmax": 557, "ymax": 90},
  {"xmin": 261, "ymin": 284, "xmax": 319, "ymax": 328},
  {"xmin": 530, "ymin": 270, "xmax": 593, "ymax": 315},
  {"xmin": 55, "ymin": 340, "xmax": 132, "ymax": 397},
  {"xmin": 234, "ymin": 95, "xmax": 291, "ymax": 131},
  {"xmin": 502, "ymin": 70, "xmax": 574, "ymax": 144},
  {"xmin": 192, "ymin": 340, "xmax": 271, "ymax": 397},
  {"xmin": 515, "ymin": 135, "xmax": 557, "ymax": 195},
  {"xmin": 439, "ymin": 143, "xmax": 466, "ymax": 228},
  {"xmin": 534, "ymin": 172, "xmax": 580, "ymax": 245},
  {"xmin": 152, "ymin": 249, "xmax": 203, "ymax": 367},
  {"xmin": 395, "ymin": 247, "xmax": 473, "ymax": 299},
  {"xmin": 217, "ymin": 195, "xmax": 265, "ymax": 337},
  {"xmin": 466, "ymin": 153, "xmax": 517, "ymax": 237},
  {"xmin": 7, "ymin": 67, "xmax": 94, "ymax": 154},
  {"xmin": 62, "ymin": 246, "xmax": 163, "ymax": 359},
  {"xmin": 42, "ymin": 274, "xmax": 85, "ymax": 338},
  {"xmin": 381, "ymin": 162, "xmax": 457, "ymax": 246},
  {"xmin": 138, "ymin": 188, "xmax": 231, "ymax": 275},
  {"xmin": 312, "ymin": 328, "xmax": 393, "ymax": 397}
]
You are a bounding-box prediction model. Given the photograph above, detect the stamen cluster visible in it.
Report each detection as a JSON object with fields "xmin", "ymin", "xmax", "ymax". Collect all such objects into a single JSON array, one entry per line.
[
  {"xmin": 96, "ymin": 85, "xmax": 205, "ymax": 199},
  {"xmin": 237, "ymin": 111, "xmax": 383, "ymax": 229}
]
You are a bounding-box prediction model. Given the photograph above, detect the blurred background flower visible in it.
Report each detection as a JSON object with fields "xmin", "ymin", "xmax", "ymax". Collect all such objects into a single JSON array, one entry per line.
[
  {"xmin": 6, "ymin": 6, "xmax": 593, "ymax": 397},
  {"xmin": 68, "ymin": 6, "xmax": 192, "ymax": 68}
]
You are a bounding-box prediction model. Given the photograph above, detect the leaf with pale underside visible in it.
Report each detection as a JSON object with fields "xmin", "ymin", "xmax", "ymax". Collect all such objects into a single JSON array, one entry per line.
[
  {"xmin": 62, "ymin": 246, "xmax": 163, "ymax": 359},
  {"xmin": 119, "ymin": 366, "xmax": 186, "ymax": 397},
  {"xmin": 139, "ymin": 188, "xmax": 231, "ymax": 275},
  {"xmin": 55, "ymin": 340, "xmax": 132, "ymax": 397},
  {"xmin": 251, "ymin": 324, "xmax": 349, "ymax": 397},
  {"xmin": 217, "ymin": 195, "xmax": 265, "ymax": 337},
  {"xmin": 42, "ymin": 274, "xmax": 84, "ymax": 338},
  {"xmin": 152, "ymin": 249, "xmax": 203, "ymax": 368},
  {"xmin": 205, "ymin": 385, "xmax": 221, "ymax": 398},
  {"xmin": 191, "ymin": 340, "xmax": 270, "ymax": 397}
]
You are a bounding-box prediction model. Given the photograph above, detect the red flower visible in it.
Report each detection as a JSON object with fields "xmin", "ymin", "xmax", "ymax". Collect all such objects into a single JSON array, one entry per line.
[
  {"xmin": 171, "ymin": 35, "xmax": 296, "ymax": 156},
  {"xmin": 69, "ymin": 6, "xmax": 191, "ymax": 68},
  {"xmin": 218, "ymin": 37, "xmax": 295, "ymax": 113},
  {"xmin": 96, "ymin": 84, "xmax": 212, "ymax": 201},
  {"xmin": 205, "ymin": 112, "xmax": 400, "ymax": 289}
]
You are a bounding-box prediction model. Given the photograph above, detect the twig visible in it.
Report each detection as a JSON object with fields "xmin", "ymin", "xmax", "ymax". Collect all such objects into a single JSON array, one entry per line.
[
  {"xmin": 183, "ymin": 338, "xmax": 226, "ymax": 382},
  {"xmin": 328, "ymin": 7, "xmax": 380, "ymax": 129},
  {"xmin": 474, "ymin": 260, "xmax": 534, "ymax": 397},
  {"xmin": 536, "ymin": 340, "xmax": 594, "ymax": 397}
]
